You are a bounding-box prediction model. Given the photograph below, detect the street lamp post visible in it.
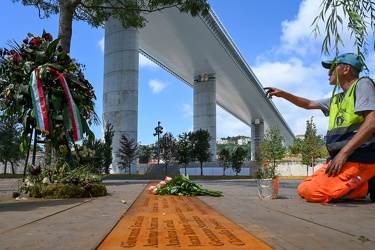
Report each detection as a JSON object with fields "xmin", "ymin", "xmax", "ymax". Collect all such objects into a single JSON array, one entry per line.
[{"xmin": 153, "ymin": 121, "xmax": 163, "ymax": 170}]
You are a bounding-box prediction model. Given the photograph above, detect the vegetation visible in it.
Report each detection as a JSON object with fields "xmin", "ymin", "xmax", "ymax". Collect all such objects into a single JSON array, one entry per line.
[
  {"xmin": 15, "ymin": 160, "xmax": 106, "ymax": 199},
  {"xmin": 217, "ymin": 148, "xmax": 231, "ymax": 175},
  {"xmin": 0, "ymin": 113, "xmax": 25, "ymax": 173},
  {"xmin": 189, "ymin": 129, "xmax": 212, "ymax": 175},
  {"xmin": 217, "ymin": 146, "xmax": 247, "ymax": 176},
  {"xmin": 302, "ymin": 117, "xmax": 320, "ymax": 175},
  {"xmin": 159, "ymin": 132, "xmax": 178, "ymax": 175},
  {"xmin": 177, "ymin": 132, "xmax": 191, "ymax": 175},
  {"xmin": 230, "ymin": 146, "xmax": 247, "ymax": 175},
  {"xmin": 28, "ymin": 182, "xmax": 107, "ymax": 198},
  {"xmin": 217, "ymin": 143, "xmax": 251, "ymax": 160},
  {"xmin": 101, "ymin": 123, "xmax": 115, "ymax": 174},
  {"xmin": 312, "ymin": 0, "xmax": 375, "ymax": 70},
  {"xmin": 149, "ymin": 175, "xmax": 222, "ymax": 197},
  {"xmin": 116, "ymin": 133, "xmax": 138, "ymax": 174},
  {"xmin": 257, "ymin": 126, "xmax": 286, "ymax": 179},
  {"xmin": 0, "ymin": 30, "xmax": 99, "ymax": 157},
  {"xmin": 288, "ymin": 137, "xmax": 303, "ymax": 156},
  {"xmin": 82, "ymin": 122, "xmax": 114, "ymax": 174},
  {"xmin": 12, "ymin": 0, "xmax": 210, "ymax": 53},
  {"xmin": 138, "ymin": 144, "xmax": 154, "ymax": 165}
]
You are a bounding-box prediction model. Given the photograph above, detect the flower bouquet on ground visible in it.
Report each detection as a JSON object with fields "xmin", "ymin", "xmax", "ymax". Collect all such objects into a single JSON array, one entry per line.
[{"xmin": 148, "ymin": 175, "xmax": 222, "ymax": 197}]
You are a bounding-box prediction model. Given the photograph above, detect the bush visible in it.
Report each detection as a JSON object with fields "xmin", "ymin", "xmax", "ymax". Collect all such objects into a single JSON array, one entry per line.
[{"xmin": 28, "ymin": 182, "xmax": 107, "ymax": 199}]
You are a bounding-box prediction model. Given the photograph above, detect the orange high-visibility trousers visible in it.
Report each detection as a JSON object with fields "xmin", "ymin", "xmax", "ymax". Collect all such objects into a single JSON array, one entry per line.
[{"xmin": 298, "ymin": 161, "xmax": 375, "ymax": 203}]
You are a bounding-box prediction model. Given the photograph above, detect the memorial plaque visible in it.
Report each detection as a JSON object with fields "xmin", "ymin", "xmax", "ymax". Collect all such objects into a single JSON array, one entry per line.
[{"xmin": 98, "ymin": 182, "xmax": 272, "ymax": 249}]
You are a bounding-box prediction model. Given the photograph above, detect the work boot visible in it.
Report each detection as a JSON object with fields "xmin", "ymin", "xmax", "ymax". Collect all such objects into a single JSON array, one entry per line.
[{"xmin": 368, "ymin": 176, "xmax": 375, "ymax": 202}]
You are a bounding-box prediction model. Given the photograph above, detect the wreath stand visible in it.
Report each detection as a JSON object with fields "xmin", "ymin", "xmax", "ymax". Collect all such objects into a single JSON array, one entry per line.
[{"xmin": 22, "ymin": 126, "xmax": 76, "ymax": 181}]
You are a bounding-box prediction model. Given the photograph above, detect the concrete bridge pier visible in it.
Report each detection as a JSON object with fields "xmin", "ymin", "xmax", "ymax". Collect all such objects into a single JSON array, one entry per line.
[
  {"xmin": 193, "ymin": 74, "xmax": 217, "ymax": 161},
  {"xmin": 103, "ymin": 18, "xmax": 139, "ymax": 174},
  {"xmin": 251, "ymin": 119, "xmax": 264, "ymax": 160}
]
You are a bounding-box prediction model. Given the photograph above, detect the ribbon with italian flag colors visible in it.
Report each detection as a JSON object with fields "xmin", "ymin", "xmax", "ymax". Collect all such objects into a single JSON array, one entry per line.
[
  {"xmin": 29, "ymin": 68, "xmax": 83, "ymax": 141},
  {"xmin": 29, "ymin": 68, "xmax": 49, "ymax": 134}
]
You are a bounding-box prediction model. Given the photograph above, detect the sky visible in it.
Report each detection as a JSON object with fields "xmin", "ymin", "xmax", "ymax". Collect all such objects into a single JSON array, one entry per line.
[{"xmin": 2, "ymin": 0, "xmax": 375, "ymax": 145}]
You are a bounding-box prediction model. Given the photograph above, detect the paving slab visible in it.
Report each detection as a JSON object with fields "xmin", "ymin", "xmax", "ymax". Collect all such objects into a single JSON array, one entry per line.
[
  {"xmin": 0, "ymin": 179, "xmax": 147, "ymax": 250},
  {"xmin": 194, "ymin": 179, "xmax": 375, "ymax": 250},
  {"xmin": 0, "ymin": 177, "xmax": 374, "ymax": 250}
]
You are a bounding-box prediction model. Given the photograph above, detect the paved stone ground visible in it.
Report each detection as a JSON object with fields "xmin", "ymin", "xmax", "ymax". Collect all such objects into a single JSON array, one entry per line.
[{"xmin": 0, "ymin": 177, "xmax": 375, "ymax": 249}]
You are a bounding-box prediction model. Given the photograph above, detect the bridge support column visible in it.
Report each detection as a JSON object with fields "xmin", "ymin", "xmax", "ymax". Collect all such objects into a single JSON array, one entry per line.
[
  {"xmin": 251, "ymin": 119, "xmax": 264, "ymax": 161},
  {"xmin": 193, "ymin": 74, "xmax": 216, "ymax": 161},
  {"xmin": 103, "ymin": 18, "xmax": 139, "ymax": 174}
]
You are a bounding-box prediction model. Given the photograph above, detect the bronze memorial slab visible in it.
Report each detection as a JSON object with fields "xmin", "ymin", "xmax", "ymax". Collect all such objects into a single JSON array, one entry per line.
[{"xmin": 97, "ymin": 182, "xmax": 272, "ymax": 249}]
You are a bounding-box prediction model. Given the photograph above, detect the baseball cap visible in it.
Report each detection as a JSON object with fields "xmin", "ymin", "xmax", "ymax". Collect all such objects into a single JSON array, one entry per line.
[{"xmin": 321, "ymin": 53, "xmax": 363, "ymax": 72}]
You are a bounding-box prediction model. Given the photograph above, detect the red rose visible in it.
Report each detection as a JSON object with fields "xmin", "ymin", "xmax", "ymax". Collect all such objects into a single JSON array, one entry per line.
[
  {"xmin": 44, "ymin": 33, "xmax": 53, "ymax": 42},
  {"xmin": 30, "ymin": 37, "xmax": 42, "ymax": 46},
  {"xmin": 13, "ymin": 53, "xmax": 21, "ymax": 62}
]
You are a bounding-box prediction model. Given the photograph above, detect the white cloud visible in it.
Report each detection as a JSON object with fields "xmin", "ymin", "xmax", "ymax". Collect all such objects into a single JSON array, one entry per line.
[
  {"xmin": 216, "ymin": 107, "xmax": 250, "ymax": 138},
  {"xmin": 178, "ymin": 103, "xmax": 193, "ymax": 118},
  {"xmin": 148, "ymin": 79, "xmax": 168, "ymax": 94},
  {"xmin": 249, "ymin": 0, "xmax": 345, "ymax": 136},
  {"xmin": 279, "ymin": 0, "xmax": 322, "ymax": 56},
  {"xmin": 98, "ymin": 37, "xmax": 104, "ymax": 52}
]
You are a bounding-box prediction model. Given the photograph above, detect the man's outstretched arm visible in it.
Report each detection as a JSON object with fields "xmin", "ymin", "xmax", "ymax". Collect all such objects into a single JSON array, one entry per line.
[{"xmin": 264, "ymin": 87, "xmax": 321, "ymax": 110}]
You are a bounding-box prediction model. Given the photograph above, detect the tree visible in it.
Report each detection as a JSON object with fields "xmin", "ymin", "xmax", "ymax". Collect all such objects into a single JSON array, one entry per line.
[
  {"xmin": 288, "ymin": 137, "xmax": 303, "ymax": 156},
  {"xmin": 217, "ymin": 148, "xmax": 231, "ymax": 176},
  {"xmin": 0, "ymin": 113, "xmax": 25, "ymax": 173},
  {"xmin": 138, "ymin": 145, "xmax": 153, "ymax": 164},
  {"xmin": 312, "ymin": 1, "xmax": 375, "ymax": 70},
  {"xmin": 82, "ymin": 122, "xmax": 114, "ymax": 174},
  {"xmin": 259, "ymin": 126, "xmax": 286, "ymax": 178},
  {"xmin": 13, "ymin": 0, "xmax": 211, "ymax": 53},
  {"xmin": 115, "ymin": 133, "xmax": 138, "ymax": 174},
  {"xmin": 302, "ymin": 117, "xmax": 320, "ymax": 176},
  {"xmin": 102, "ymin": 123, "xmax": 114, "ymax": 174},
  {"xmin": 159, "ymin": 132, "xmax": 178, "ymax": 175},
  {"xmin": 230, "ymin": 146, "xmax": 247, "ymax": 176},
  {"xmin": 189, "ymin": 129, "xmax": 211, "ymax": 176},
  {"xmin": 177, "ymin": 132, "xmax": 191, "ymax": 175},
  {"xmin": 82, "ymin": 138, "xmax": 102, "ymax": 173}
]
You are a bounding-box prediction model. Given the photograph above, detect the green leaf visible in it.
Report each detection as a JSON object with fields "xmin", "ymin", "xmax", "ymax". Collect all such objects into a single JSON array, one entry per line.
[
  {"xmin": 46, "ymin": 38, "xmax": 60, "ymax": 58},
  {"xmin": 52, "ymin": 112, "xmax": 63, "ymax": 120},
  {"xmin": 35, "ymin": 51, "xmax": 47, "ymax": 64},
  {"xmin": 46, "ymin": 63, "xmax": 65, "ymax": 72},
  {"xmin": 70, "ymin": 78, "xmax": 89, "ymax": 90},
  {"xmin": 19, "ymin": 133, "xmax": 29, "ymax": 153},
  {"xmin": 57, "ymin": 51, "xmax": 70, "ymax": 62},
  {"xmin": 51, "ymin": 91, "xmax": 64, "ymax": 112}
]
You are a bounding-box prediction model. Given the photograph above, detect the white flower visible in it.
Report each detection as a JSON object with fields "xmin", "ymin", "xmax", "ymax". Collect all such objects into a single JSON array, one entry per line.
[{"xmin": 42, "ymin": 177, "xmax": 50, "ymax": 184}]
